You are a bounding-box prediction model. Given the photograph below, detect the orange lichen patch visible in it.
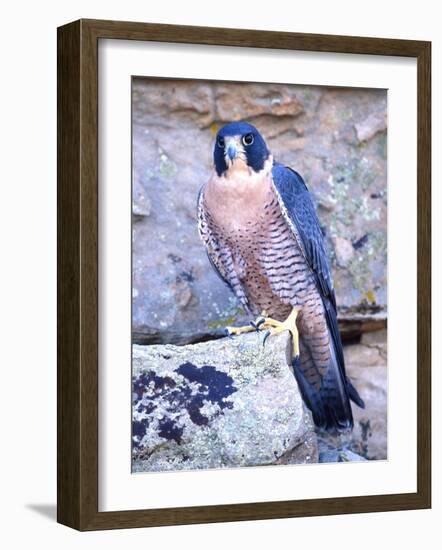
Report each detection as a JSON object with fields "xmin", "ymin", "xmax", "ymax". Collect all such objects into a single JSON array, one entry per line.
[{"xmin": 364, "ymin": 289, "xmax": 377, "ymax": 304}]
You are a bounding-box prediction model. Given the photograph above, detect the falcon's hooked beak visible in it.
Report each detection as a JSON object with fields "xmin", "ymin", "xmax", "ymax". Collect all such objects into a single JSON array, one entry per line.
[
  {"xmin": 226, "ymin": 142, "xmax": 237, "ymax": 161},
  {"xmin": 224, "ymin": 137, "xmax": 245, "ymax": 167}
]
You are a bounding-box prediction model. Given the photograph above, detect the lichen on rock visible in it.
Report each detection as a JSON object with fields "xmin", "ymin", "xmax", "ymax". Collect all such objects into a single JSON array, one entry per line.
[{"xmin": 132, "ymin": 332, "xmax": 318, "ymax": 472}]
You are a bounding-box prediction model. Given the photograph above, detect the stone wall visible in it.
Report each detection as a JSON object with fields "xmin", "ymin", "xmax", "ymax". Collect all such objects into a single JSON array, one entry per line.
[
  {"xmin": 132, "ymin": 78, "xmax": 387, "ymax": 345},
  {"xmin": 342, "ymin": 329, "xmax": 387, "ymax": 459}
]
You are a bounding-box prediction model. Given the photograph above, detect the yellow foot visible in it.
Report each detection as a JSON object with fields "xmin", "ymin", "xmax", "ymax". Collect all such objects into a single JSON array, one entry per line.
[
  {"xmin": 260, "ymin": 308, "xmax": 300, "ymax": 359},
  {"xmin": 227, "ymin": 308, "xmax": 300, "ymax": 359},
  {"xmin": 225, "ymin": 324, "xmax": 256, "ymax": 336},
  {"xmin": 225, "ymin": 311, "xmax": 268, "ymax": 336}
]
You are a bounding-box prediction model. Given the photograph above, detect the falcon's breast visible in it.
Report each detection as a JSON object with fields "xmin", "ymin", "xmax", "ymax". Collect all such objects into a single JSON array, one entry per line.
[{"xmin": 198, "ymin": 161, "xmax": 315, "ymax": 320}]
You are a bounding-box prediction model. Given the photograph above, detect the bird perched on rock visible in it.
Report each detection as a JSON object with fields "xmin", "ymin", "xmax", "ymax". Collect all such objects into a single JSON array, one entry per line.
[{"xmin": 198, "ymin": 121, "xmax": 364, "ymax": 432}]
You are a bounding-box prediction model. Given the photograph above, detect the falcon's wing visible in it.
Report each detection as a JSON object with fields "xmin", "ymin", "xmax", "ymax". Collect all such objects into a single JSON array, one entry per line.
[
  {"xmin": 271, "ymin": 163, "xmax": 336, "ymax": 309},
  {"xmin": 272, "ymin": 163, "xmax": 364, "ymax": 426}
]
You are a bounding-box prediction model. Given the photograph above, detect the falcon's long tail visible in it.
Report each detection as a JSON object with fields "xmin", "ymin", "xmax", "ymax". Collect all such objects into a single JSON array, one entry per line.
[{"xmin": 292, "ymin": 298, "xmax": 365, "ymax": 432}]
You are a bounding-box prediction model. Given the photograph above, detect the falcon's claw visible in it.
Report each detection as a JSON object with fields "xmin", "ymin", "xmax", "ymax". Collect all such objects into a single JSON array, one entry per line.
[
  {"xmin": 225, "ymin": 313, "xmax": 270, "ymax": 337},
  {"xmin": 250, "ymin": 317, "xmax": 266, "ymax": 331},
  {"xmin": 262, "ymin": 330, "xmax": 271, "ymax": 347},
  {"xmin": 257, "ymin": 308, "xmax": 301, "ymax": 359},
  {"xmin": 256, "ymin": 317, "xmax": 266, "ymax": 329},
  {"xmin": 224, "ymin": 309, "xmax": 300, "ymax": 355}
]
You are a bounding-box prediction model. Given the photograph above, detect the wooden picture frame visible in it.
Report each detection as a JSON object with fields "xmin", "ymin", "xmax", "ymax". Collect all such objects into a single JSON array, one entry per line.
[{"xmin": 57, "ymin": 18, "xmax": 431, "ymax": 530}]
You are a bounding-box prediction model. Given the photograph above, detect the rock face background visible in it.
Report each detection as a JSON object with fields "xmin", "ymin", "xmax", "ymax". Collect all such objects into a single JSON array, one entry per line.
[
  {"xmin": 132, "ymin": 78, "xmax": 387, "ymax": 344},
  {"xmin": 131, "ymin": 77, "xmax": 388, "ymax": 468},
  {"xmin": 343, "ymin": 329, "xmax": 387, "ymax": 459}
]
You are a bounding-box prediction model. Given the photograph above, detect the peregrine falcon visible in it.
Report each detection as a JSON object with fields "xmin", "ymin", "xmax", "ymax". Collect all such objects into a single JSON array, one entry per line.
[{"xmin": 198, "ymin": 121, "xmax": 364, "ymax": 432}]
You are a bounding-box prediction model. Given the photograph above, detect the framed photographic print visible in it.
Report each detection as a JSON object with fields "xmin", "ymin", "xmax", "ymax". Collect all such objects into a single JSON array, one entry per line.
[{"xmin": 57, "ymin": 19, "xmax": 431, "ymax": 530}]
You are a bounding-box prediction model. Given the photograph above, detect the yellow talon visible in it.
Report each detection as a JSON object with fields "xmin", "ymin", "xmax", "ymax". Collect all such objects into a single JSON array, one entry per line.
[
  {"xmin": 226, "ymin": 308, "xmax": 300, "ymax": 358},
  {"xmin": 260, "ymin": 308, "xmax": 300, "ymax": 358},
  {"xmin": 226, "ymin": 310, "xmax": 268, "ymax": 336}
]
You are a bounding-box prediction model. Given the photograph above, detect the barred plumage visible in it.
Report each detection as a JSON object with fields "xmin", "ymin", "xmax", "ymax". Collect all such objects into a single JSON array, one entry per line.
[{"xmin": 198, "ymin": 121, "xmax": 364, "ymax": 431}]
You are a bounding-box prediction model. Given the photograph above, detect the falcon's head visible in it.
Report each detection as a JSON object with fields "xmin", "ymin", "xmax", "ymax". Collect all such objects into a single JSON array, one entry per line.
[{"xmin": 213, "ymin": 122, "xmax": 271, "ymax": 177}]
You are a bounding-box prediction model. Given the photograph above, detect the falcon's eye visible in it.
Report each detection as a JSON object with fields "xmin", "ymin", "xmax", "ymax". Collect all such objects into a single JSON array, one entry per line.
[
  {"xmin": 217, "ymin": 136, "xmax": 225, "ymax": 148},
  {"xmin": 242, "ymin": 133, "xmax": 254, "ymax": 146}
]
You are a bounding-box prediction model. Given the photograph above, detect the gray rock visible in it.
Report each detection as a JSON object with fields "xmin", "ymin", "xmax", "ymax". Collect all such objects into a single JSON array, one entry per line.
[
  {"xmin": 344, "ymin": 340, "xmax": 387, "ymax": 368},
  {"xmin": 132, "ymin": 332, "xmax": 318, "ymax": 472},
  {"xmin": 332, "ymin": 235, "xmax": 354, "ymax": 267},
  {"xmin": 214, "ymin": 82, "xmax": 304, "ymax": 121},
  {"xmin": 318, "ymin": 443, "xmax": 367, "ymax": 463},
  {"xmin": 361, "ymin": 328, "xmax": 388, "ymax": 360},
  {"xmin": 132, "ymin": 78, "xmax": 387, "ymax": 344},
  {"xmin": 348, "ymin": 364, "xmax": 388, "ymax": 460},
  {"xmin": 355, "ymin": 111, "xmax": 387, "ymax": 143},
  {"xmin": 340, "ymin": 449, "xmax": 368, "ymax": 461}
]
